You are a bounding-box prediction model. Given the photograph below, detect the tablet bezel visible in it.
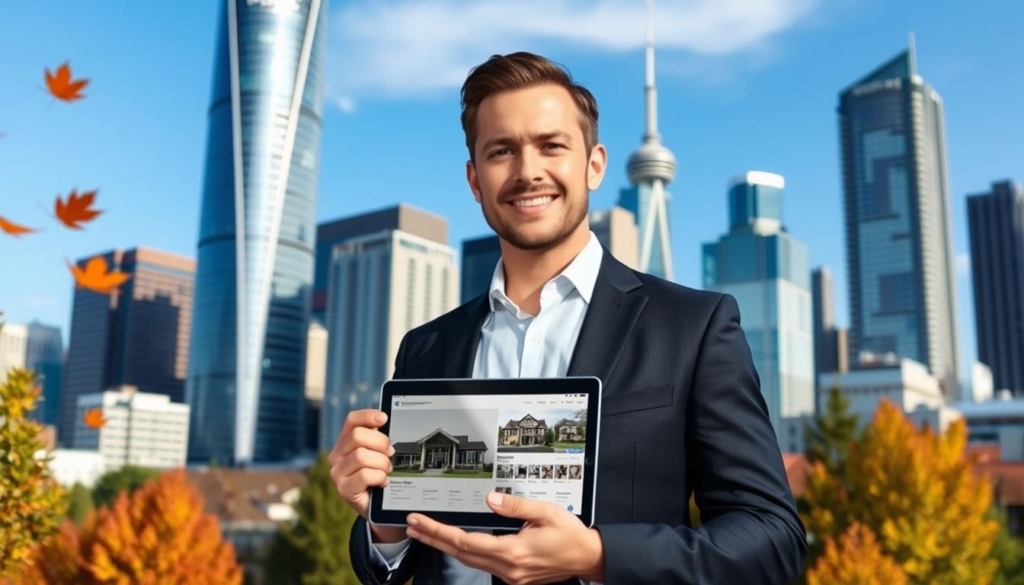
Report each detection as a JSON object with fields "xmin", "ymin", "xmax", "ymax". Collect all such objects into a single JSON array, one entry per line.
[{"xmin": 368, "ymin": 376, "xmax": 601, "ymax": 531}]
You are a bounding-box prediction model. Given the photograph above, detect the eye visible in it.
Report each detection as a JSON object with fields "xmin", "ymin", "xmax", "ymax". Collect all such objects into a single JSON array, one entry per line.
[
  {"xmin": 487, "ymin": 147, "xmax": 511, "ymax": 159},
  {"xmin": 543, "ymin": 142, "xmax": 566, "ymax": 151}
]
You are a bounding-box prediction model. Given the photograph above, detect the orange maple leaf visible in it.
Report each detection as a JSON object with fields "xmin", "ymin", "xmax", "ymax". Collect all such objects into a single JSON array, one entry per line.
[
  {"xmin": 0, "ymin": 215, "xmax": 36, "ymax": 237},
  {"xmin": 45, "ymin": 62, "xmax": 89, "ymax": 102},
  {"xmin": 83, "ymin": 407, "xmax": 107, "ymax": 430},
  {"xmin": 68, "ymin": 257, "xmax": 131, "ymax": 295},
  {"xmin": 55, "ymin": 189, "xmax": 103, "ymax": 229}
]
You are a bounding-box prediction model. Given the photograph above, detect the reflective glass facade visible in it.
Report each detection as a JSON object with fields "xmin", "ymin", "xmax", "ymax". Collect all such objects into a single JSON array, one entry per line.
[
  {"xmin": 967, "ymin": 180, "xmax": 1024, "ymax": 394},
  {"xmin": 839, "ymin": 49, "xmax": 959, "ymax": 392},
  {"xmin": 703, "ymin": 177, "xmax": 815, "ymax": 435},
  {"xmin": 187, "ymin": 0, "xmax": 326, "ymax": 464},
  {"xmin": 460, "ymin": 234, "xmax": 502, "ymax": 303}
]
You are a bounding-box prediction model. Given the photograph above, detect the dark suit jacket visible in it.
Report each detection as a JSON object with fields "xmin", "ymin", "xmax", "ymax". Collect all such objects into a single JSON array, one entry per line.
[{"xmin": 350, "ymin": 248, "xmax": 808, "ymax": 584}]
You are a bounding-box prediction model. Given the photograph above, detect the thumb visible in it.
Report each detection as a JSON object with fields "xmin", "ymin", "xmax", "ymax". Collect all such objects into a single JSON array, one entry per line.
[{"xmin": 486, "ymin": 491, "xmax": 550, "ymax": 522}]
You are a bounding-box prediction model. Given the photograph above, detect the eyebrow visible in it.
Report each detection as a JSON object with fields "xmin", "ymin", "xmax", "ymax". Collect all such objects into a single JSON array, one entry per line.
[{"xmin": 480, "ymin": 131, "xmax": 574, "ymax": 153}]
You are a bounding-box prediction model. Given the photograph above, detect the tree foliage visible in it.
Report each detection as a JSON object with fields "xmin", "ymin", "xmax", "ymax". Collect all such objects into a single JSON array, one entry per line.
[
  {"xmin": 15, "ymin": 468, "xmax": 243, "ymax": 584},
  {"xmin": 0, "ymin": 365, "xmax": 67, "ymax": 579},
  {"xmin": 91, "ymin": 465, "xmax": 159, "ymax": 508},
  {"xmin": 264, "ymin": 453, "xmax": 360, "ymax": 585},
  {"xmin": 64, "ymin": 482, "xmax": 94, "ymax": 526},
  {"xmin": 804, "ymin": 385, "xmax": 859, "ymax": 475},
  {"xmin": 802, "ymin": 399, "xmax": 999, "ymax": 584},
  {"xmin": 807, "ymin": 522, "xmax": 908, "ymax": 585}
]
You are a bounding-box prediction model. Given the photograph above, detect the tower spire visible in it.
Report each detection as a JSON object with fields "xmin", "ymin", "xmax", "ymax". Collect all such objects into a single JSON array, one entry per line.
[{"xmin": 644, "ymin": 0, "xmax": 659, "ymax": 142}]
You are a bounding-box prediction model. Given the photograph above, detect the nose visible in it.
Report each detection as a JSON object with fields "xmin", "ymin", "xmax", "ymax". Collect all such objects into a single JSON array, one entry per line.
[{"xmin": 514, "ymin": 147, "xmax": 545, "ymax": 184}]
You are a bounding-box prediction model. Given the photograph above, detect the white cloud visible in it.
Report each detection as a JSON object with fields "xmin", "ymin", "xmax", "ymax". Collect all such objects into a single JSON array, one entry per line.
[
  {"xmin": 956, "ymin": 253, "xmax": 971, "ymax": 277},
  {"xmin": 334, "ymin": 95, "xmax": 357, "ymax": 113},
  {"xmin": 326, "ymin": 0, "xmax": 820, "ymax": 100}
]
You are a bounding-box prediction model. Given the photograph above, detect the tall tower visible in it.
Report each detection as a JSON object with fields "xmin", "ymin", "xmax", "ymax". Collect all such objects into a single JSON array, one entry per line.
[
  {"xmin": 186, "ymin": 0, "xmax": 327, "ymax": 465},
  {"xmin": 702, "ymin": 172, "xmax": 815, "ymax": 436},
  {"xmin": 617, "ymin": 0, "xmax": 677, "ymax": 281},
  {"xmin": 838, "ymin": 37, "xmax": 960, "ymax": 396}
]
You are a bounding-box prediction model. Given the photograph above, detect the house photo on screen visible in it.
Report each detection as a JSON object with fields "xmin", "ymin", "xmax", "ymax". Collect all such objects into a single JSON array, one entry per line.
[
  {"xmin": 387, "ymin": 408, "xmax": 498, "ymax": 479},
  {"xmin": 496, "ymin": 407, "xmax": 587, "ymax": 453}
]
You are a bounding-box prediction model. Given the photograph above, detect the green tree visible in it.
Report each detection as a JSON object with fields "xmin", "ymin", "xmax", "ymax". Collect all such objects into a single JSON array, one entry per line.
[
  {"xmin": 804, "ymin": 385, "xmax": 859, "ymax": 475},
  {"xmin": 573, "ymin": 408, "xmax": 587, "ymax": 441},
  {"xmin": 91, "ymin": 465, "xmax": 159, "ymax": 508},
  {"xmin": 0, "ymin": 363, "xmax": 67, "ymax": 579},
  {"xmin": 63, "ymin": 482, "xmax": 94, "ymax": 526},
  {"xmin": 264, "ymin": 453, "xmax": 359, "ymax": 584},
  {"xmin": 990, "ymin": 504, "xmax": 1024, "ymax": 585},
  {"xmin": 544, "ymin": 428, "xmax": 555, "ymax": 447}
]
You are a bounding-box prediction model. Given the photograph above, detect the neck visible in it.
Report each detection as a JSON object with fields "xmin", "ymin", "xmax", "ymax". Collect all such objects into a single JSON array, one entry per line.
[{"xmin": 500, "ymin": 225, "xmax": 591, "ymax": 313}]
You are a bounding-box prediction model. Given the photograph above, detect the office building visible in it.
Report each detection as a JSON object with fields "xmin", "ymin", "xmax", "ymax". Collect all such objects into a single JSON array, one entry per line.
[{"xmin": 590, "ymin": 207, "xmax": 639, "ymax": 271}]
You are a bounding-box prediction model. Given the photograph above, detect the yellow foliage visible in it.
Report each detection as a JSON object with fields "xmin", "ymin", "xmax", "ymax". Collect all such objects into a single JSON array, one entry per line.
[
  {"xmin": 807, "ymin": 523, "xmax": 908, "ymax": 585},
  {"xmin": 802, "ymin": 399, "xmax": 999, "ymax": 585}
]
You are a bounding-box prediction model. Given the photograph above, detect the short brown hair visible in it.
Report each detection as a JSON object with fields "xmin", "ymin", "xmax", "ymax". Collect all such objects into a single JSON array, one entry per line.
[{"xmin": 460, "ymin": 51, "xmax": 599, "ymax": 162}]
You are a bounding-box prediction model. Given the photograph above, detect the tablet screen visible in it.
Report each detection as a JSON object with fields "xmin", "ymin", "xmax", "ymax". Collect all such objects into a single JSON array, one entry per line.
[{"xmin": 384, "ymin": 392, "xmax": 589, "ymax": 516}]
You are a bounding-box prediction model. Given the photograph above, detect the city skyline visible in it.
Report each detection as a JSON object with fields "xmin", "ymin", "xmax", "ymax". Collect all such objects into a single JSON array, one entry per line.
[{"xmin": 2, "ymin": 1, "xmax": 1022, "ymax": 391}]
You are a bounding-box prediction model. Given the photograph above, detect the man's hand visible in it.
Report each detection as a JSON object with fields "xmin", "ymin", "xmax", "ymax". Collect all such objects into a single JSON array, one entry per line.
[
  {"xmin": 405, "ymin": 491, "xmax": 605, "ymax": 584},
  {"xmin": 328, "ymin": 409, "xmax": 406, "ymax": 544}
]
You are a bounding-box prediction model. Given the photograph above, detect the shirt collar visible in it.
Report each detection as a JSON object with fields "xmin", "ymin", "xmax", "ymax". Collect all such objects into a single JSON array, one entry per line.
[{"xmin": 487, "ymin": 231, "xmax": 604, "ymax": 312}]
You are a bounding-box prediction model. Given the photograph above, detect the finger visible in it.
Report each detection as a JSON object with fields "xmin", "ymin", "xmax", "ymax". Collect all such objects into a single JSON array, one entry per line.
[
  {"xmin": 329, "ymin": 410, "xmax": 387, "ymax": 464},
  {"xmin": 405, "ymin": 516, "xmax": 507, "ymax": 570},
  {"xmin": 335, "ymin": 446, "xmax": 394, "ymax": 478},
  {"xmin": 485, "ymin": 492, "xmax": 554, "ymax": 523},
  {"xmin": 338, "ymin": 467, "xmax": 390, "ymax": 494}
]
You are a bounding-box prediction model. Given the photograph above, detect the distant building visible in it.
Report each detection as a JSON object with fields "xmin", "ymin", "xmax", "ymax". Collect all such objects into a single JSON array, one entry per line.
[
  {"xmin": 703, "ymin": 171, "xmax": 815, "ymax": 436},
  {"xmin": 74, "ymin": 386, "xmax": 190, "ymax": 471},
  {"xmin": 967, "ymin": 179, "xmax": 1024, "ymax": 395},
  {"xmin": 590, "ymin": 207, "xmax": 639, "ymax": 271},
  {"xmin": 460, "ymin": 234, "xmax": 502, "ymax": 304},
  {"xmin": 838, "ymin": 40, "xmax": 960, "ymax": 396},
  {"xmin": 59, "ymin": 247, "xmax": 195, "ymax": 448},
  {"xmin": 812, "ymin": 267, "xmax": 849, "ymax": 406},
  {"xmin": 320, "ymin": 226, "xmax": 459, "ymax": 451}
]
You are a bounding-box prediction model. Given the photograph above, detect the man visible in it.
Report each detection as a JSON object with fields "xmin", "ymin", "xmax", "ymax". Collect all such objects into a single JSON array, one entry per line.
[{"xmin": 330, "ymin": 51, "xmax": 807, "ymax": 584}]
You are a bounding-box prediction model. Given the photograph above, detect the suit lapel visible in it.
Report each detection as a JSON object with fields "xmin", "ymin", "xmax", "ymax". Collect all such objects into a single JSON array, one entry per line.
[
  {"xmin": 566, "ymin": 250, "xmax": 646, "ymax": 392},
  {"xmin": 443, "ymin": 293, "xmax": 490, "ymax": 378}
]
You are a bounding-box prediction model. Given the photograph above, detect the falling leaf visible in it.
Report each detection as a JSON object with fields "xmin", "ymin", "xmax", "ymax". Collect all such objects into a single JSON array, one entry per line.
[
  {"xmin": 45, "ymin": 62, "xmax": 89, "ymax": 102},
  {"xmin": 83, "ymin": 407, "xmax": 107, "ymax": 430},
  {"xmin": 0, "ymin": 215, "xmax": 36, "ymax": 237},
  {"xmin": 55, "ymin": 189, "xmax": 103, "ymax": 229},
  {"xmin": 68, "ymin": 257, "xmax": 130, "ymax": 295}
]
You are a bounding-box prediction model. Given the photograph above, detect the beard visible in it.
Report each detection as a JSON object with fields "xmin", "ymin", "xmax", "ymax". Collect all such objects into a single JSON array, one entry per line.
[{"xmin": 480, "ymin": 173, "xmax": 590, "ymax": 252}]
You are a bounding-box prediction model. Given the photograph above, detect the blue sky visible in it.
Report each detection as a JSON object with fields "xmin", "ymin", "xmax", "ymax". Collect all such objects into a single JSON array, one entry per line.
[{"xmin": 1, "ymin": 0, "xmax": 1021, "ymax": 388}]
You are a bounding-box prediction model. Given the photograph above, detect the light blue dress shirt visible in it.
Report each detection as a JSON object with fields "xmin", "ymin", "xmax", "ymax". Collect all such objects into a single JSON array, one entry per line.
[{"xmin": 368, "ymin": 231, "xmax": 604, "ymax": 585}]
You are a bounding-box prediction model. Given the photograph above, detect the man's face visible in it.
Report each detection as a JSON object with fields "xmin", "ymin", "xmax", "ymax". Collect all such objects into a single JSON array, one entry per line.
[{"xmin": 467, "ymin": 84, "xmax": 606, "ymax": 251}]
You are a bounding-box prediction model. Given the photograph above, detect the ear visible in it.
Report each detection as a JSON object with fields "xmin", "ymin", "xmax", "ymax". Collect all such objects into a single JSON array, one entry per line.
[
  {"xmin": 466, "ymin": 160, "xmax": 482, "ymax": 203},
  {"xmin": 586, "ymin": 143, "xmax": 608, "ymax": 192}
]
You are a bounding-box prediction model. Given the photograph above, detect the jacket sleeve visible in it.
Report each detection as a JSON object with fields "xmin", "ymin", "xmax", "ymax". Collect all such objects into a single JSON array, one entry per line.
[
  {"xmin": 595, "ymin": 294, "xmax": 808, "ymax": 584},
  {"xmin": 348, "ymin": 332, "xmax": 429, "ymax": 585}
]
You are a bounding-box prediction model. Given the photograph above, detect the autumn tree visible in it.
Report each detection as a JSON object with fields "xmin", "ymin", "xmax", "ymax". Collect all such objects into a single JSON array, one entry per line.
[
  {"xmin": 14, "ymin": 468, "xmax": 242, "ymax": 583},
  {"xmin": 804, "ymin": 385, "xmax": 859, "ymax": 475},
  {"xmin": 63, "ymin": 482, "xmax": 94, "ymax": 526},
  {"xmin": 264, "ymin": 453, "xmax": 360, "ymax": 585},
  {"xmin": 803, "ymin": 399, "xmax": 999, "ymax": 584},
  {"xmin": 806, "ymin": 523, "xmax": 908, "ymax": 585},
  {"xmin": 0, "ymin": 363, "xmax": 67, "ymax": 579},
  {"xmin": 91, "ymin": 464, "xmax": 159, "ymax": 508}
]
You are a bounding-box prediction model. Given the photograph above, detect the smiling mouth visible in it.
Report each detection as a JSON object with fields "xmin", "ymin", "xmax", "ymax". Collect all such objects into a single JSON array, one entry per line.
[{"xmin": 509, "ymin": 194, "xmax": 558, "ymax": 208}]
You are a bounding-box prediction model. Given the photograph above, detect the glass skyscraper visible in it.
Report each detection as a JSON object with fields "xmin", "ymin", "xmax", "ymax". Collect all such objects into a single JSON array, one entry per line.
[
  {"xmin": 460, "ymin": 234, "xmax": 502, "ymax": 304},
  {"xmin": 838, "ymin": 41, "xmax": 960, "ymax": 395},
  {"xmin": 967, "ymin": 180, "xmax": 1024, "ymax": 394},
  {"xmin": 186, "ymin": 0, "xmax": 327, "ymax": 465},
  {"xmin": 703, "ymin": 172, "xmax": 815, "ymax": 434}
]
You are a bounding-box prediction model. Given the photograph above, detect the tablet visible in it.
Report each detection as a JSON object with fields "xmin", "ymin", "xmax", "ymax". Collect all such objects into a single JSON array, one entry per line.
[{"xmin": 368, "ymin": 377, "xmax": 601, "ymax": 531}]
